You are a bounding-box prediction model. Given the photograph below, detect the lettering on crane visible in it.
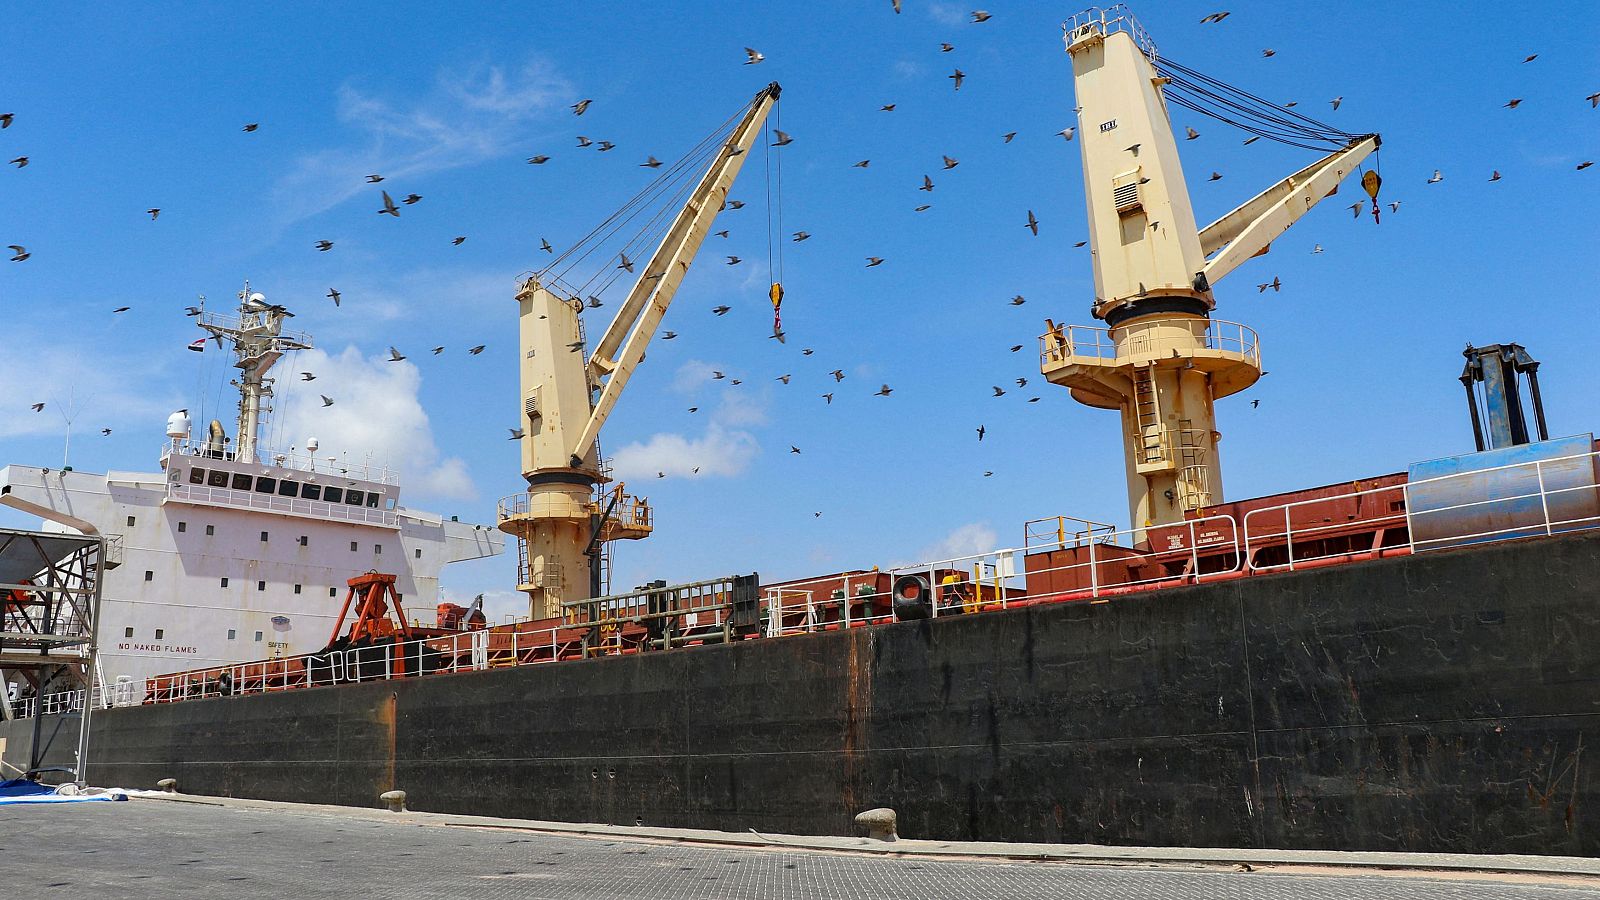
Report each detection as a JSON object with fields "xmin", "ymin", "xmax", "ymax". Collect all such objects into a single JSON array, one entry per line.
[{"xmin": 1099, "ymin": 119, "xmax": 1118, "ymax": 133}]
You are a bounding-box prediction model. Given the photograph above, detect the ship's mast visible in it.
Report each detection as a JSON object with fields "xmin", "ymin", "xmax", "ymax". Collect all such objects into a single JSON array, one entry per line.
[
  {"xmin": 196, "ymin": 282, "xmax": 313, "ymax": 464},
  {"xmin": 1049, "ymin": 7, "xmax": 1377, "ymax": 531}
]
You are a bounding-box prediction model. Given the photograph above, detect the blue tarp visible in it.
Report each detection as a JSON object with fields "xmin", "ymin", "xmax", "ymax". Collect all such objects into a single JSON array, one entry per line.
[{"xmin": 0, "ymin": 779, "xmax": 127, "ymax": 804}]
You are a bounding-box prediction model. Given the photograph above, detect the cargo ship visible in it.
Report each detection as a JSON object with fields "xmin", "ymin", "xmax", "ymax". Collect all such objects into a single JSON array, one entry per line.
[{"xmin": 4, "ymin": 7, "xmax": 1598, "ymax": 856}]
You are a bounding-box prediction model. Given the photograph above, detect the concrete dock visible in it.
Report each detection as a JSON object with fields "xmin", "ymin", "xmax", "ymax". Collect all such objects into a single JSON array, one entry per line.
[{"xmin": 6, "ymin": 794, "xmax": 1600, "ymax": 899}]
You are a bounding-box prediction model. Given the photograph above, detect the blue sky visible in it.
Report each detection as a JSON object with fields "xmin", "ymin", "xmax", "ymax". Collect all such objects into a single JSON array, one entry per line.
[{"xmin": 2, "ymin": 2, "xmax": 1597, "ymax": 618}]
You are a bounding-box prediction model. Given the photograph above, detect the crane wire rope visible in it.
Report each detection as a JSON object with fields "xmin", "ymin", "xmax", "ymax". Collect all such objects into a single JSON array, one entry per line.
[
  {"xmin": 1151, "ymin": 56, "xmax": 1368, "ymax": 153},
  {"xmin": 539, "ymin": 97, "xmax": 755, "ymax": 294}
]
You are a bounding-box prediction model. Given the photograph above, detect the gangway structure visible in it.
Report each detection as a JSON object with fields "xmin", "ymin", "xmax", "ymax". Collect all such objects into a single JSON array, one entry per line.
[
  {"xmin": 0, "ymin": 527, "xmax": 105, "ymax": 784},
  {"xmin": 1046, "ymin": 7, "xmax": 1380, "ymax": 530}
]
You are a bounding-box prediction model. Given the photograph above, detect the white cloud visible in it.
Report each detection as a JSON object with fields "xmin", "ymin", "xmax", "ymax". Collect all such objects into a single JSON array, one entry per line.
[
  {"xmin": 272, "ymin": 346, "xmax": 477, "ymax": 501},
  {"xmin": 0, "ymin": 342, "xmax": 176, "ymax": 441},
  {"xmin": 917, "ymin": 521, "xmax": 1000, "ymax": 563},
  {"xmin": 609, "ymin": 423, "xmax": 759, "ymax": 480},
  {"xmin": 927, "ymin": 2, "xmax": 967, "ymax": 26},
  {"xmin": 272, "ymin": 60, "xmax": 570, "ymax": 227}
]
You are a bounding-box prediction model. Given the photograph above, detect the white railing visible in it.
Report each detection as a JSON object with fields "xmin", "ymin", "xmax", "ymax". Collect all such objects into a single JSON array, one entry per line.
[
  {"xmin": 1064, "ymin": 5, "xmax": 1157, "ymax": 59},
  {"xmin": 1040, "ymin": 319, "xmax": 1260, "ymax": 369},
  {"xmin": 163, "ymin": 438, "xmax": 400, "ymax": 486},
  {"xmin": 34, "ymin": 450, "xmax": 1588, "ymax": 711},
  {"xmin": 167, "ymin": 482, "xmax": 399, "ymax": 527}
]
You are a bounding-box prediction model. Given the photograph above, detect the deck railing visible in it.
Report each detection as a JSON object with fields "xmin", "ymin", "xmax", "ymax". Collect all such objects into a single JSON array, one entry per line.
[{"xmin": 14, "ymin": 449, "xmax": 1596, "ymax": 714}]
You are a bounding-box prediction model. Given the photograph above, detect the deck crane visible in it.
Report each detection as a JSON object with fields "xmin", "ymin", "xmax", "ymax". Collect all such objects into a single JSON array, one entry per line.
[
  {"xmin": 498, "ymin": 82, "xmax": 782, "ymax": 620},
  {"xmin": 1043, "ymin": 8, "xmax": 1380, "ymax": 531}
]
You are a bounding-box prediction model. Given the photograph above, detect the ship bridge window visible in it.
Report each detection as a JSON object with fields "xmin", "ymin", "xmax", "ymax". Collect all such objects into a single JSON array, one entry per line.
[
  {"xmin": 220, "ymin": 577, "xmax": 229, "ymax": 588},
  {"xmin": 386, "ymin": 498, "xmax": 397, "ymax": 511},
  {"xmin": 260, "ymin": 531, "xmax": 269, "ymax": 542},
  {"xmin": 177, "ymin": 521, "xmax": 187, "ymax": 533},
  {"xmin": 188, "ymin": 468, "xmax": 205, "ymax": 485},
  {"xmin": 329, "ymin": 587, "xmax": 338, "ymax": 597},
  {"xmin": 278, "ymin": 480, "xmax": 298, "ymax": 497},
  {"xmin": 298, "ymin": 535, "xmax": 308, "ymax": 547},
  {"xmin": 345, "ymin": 489, "xmax": 365, "ymax": 506},
  {"xmin": 228, "ymin": 629, "xmax": 236, "ymax": 640},
  {"xmin": 366, "ymin": 492, "xmax": 380, "ymax": 509},
  {"xmin": 255, "ymin": 476, "xmax": 276, "ymax": 493},
  {"xmin": 301, "ymin": 484, "xmax": 322, "ymax": 501},
  {"xmin": 207, "ymin": 470, "xmax": 228, "ymax": 488},
  {"xmin": 254, "ymin": 631, "xmax": 263, "ymax": 642},
  {"xmin": 231, "ymin": 473, "xmax": 252, "ymax": 491},
  {"xmin": 126, "ymin": 515, "xmax": 136, "ymax": 527},
  {"xmin": 144, "ymin": 570, "xmax": 153, "ymax": 582},
  {"xmin": 415, "ymin": 548, "xmax": 422, "ymax": 559},
  {"xmin": 323, "ymin": 487, "xmax": 343, "ymax": 504},
  {"xmin": 205, "ymin": 524, "xmax": 215, "ymax": 536}
]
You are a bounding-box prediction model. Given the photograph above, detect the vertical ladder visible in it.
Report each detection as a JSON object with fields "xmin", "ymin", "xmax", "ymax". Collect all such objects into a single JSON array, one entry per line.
[{"xmin": 1132, "ymin": 367, "xmax": 1167, "ymax": 468}]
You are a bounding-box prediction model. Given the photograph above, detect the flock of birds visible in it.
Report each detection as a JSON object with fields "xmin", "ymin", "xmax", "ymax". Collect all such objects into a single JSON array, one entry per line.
[{"xmin": 4, "ymin": 5, "xmax": 1597, "ymax": 487}]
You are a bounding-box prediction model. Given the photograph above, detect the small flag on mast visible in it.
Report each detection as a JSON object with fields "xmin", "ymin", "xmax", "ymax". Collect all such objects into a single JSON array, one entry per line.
[{"xmin": 187, "ymin": 338, "xmax": 206, "ymax": 352}]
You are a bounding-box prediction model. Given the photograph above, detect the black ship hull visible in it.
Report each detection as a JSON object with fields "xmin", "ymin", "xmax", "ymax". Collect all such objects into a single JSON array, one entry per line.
[{"xmin": 6, "ymin": 529, "xmax": 1598, "ymax": 854}]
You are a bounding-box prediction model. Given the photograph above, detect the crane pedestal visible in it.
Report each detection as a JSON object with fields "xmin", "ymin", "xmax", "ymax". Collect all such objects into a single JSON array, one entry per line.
[{"xmin": 1041, "ymin": 313, "xmax": 1260, "ymax": 529}]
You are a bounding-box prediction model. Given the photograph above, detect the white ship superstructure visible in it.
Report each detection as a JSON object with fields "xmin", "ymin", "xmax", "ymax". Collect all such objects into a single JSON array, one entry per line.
[{"xmin": 0, "ymin": 285, "xmax": 502, "ymax": 701}]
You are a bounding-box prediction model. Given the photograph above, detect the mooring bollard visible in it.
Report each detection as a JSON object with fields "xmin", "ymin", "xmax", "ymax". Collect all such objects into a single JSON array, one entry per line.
[
  {"xmin": 854, "ymin": 807, "xmax": 897, "ymax": 842},
  {"xmin": 379, "ymin": 789, "xmax": 407, "ymax": 812},
  {"xmin": 156, "ymin": 778, "xmax": 178, "ymax": 794}
]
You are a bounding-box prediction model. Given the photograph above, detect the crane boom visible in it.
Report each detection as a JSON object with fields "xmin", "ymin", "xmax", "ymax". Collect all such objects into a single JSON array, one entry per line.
[
  {"xmin": 571, "ymin": 82, "xmax": 781, "ymax": 464},
  {"xmin": 499, "ymin": 82, "xmax": 781, "ymax": 620}
]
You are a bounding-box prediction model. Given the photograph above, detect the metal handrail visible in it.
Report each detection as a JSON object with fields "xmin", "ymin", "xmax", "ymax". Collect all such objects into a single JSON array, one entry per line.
[{"xmin": 1039, "ymin": 319, "xmax": 1260, "ymax": 368}]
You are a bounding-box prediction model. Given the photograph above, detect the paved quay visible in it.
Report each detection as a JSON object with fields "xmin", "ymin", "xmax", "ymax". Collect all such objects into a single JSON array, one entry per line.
[{"xmin": 6, "ymin": 795, "xmax": 1600, "ymax": 899}]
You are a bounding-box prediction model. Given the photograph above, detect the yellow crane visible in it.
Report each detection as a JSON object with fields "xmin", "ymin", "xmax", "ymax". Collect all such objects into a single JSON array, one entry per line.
[
  {"xmin": 499, "ymin": 82, "xmax": 782, "ymax": 620},
  {"xmin": 1044, "ymin": 8, "xmax": 1379, "ymax": 531}
]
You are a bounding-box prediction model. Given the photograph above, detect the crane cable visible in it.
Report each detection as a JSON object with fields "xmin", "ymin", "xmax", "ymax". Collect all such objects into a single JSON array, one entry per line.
[
  {"xmin": 765, "ymin": 97, "xmax": 785, "ymax": 338},
  {"xmin": 1151, "ymin": 56, "xmax": 1364, "ymax": 153}
]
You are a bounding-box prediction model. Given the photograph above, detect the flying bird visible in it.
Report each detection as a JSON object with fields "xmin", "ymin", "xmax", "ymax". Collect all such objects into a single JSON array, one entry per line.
[
  {"xmin": 663, "ymin": 331, "xmax": 678, "ymax": 339},
  {"xmin": 112, "ymin": 306, "xmax": 131, "ymax": 313},
  {"xmin": 712, "ymin": 305, "xmax": 732, "ymax": 316},
  {"xmin": 992, "ymin": 386, "xmax": 1006, "ymax": 397},
  {"xmin": 1261, "ymin": 48, "xmax": 1276, "ymax": 58},
  {"xmin": 1389, "ymin": 200, "xmax": 1402, "ymax": 212},
  {"xmin": 1199, "ymin": 11, "xmax": 1230, "ymax": 23},
  {"xmin": 1489, "ymin": 170, "xmax": 1502, "ymax": 182},
  {"xmin": 0, "ymin": 113, "xmax": 13, "ymax": 128},
  {"xmin": 1010, "ymin": 345, "xmax": 1023, "ymax": 352},
  {"xmin": 576, "ymin": 136, "xmax": 593, "ymax": 147},
  {"xmin": 540, "ymin": 238, "xmax": 554, "ymax": 253},
  {"xmin": 1208, "ymin": 172, "xmax": 1223, "ymax": 181},
  {"xmin": 431, "ymin": 346, "xmax": 445, "ymax": 355},
  {"xmin": 920, "ymin": 175, "xmax": 934, "ymax": 192},
  {"xmin": 1330, "ymin": 96, "xmax": 1343, "ymax": 111},
  {"xmin": 875, "ymin": 384, "xmax": 893, "ymax": 396},
  {"xmin": 641, "ymin": 156, "xmax": 663, "ymax": 168},
  {"xmin": 572, "ymin": 99, "xmax": 592, "ymax": 115},
  {"xmin": 326, "ymin": 288, "xmax": 340, "ymax": 307},
  {"xmin": 942, "ymin": 155, "xmax": 959, "ymax": 169},
  {"xmin": 1523, "ymin": 53, "xmax": 1538, "ymax": 63},
  {"xmin": 1312, "ymin": 244, "xmax": 1324, "ymax": 254},
  {"xmin": 147, "ymin": 208, "xmax": 160, "ymax": 220},
  {"xmin": 7, "ymin": 245, "xmax": 28, "ymax": 262},
  {"xmin": 1587, "ymin": 92, "xmax": 1600, "ymax": 109},
  {"xmin": 914, "ymin": 205, "xmax": 932, "ymax": 212},
  {"xmin": 778, "ymin": 374, "xmax": 791, "ymax": 384},
  {"xmin": 618, "ymin": 252, "xmax": 634, "ymax": 272},
  {"xmin": 1427, "ymin": 169, "xmax": 1443, "ymax": 184},
  {"xmin": 790, "ymin": 446, "xmax": 801, "ymax": 455},
  {"xmin": 822, "ymin": 393, "xmax": 834, "ymax": 404},
  {"xmin": 1504, "ymin": 98, "xmax": 1523, "ymax": 109},
  {"xmin": 508, "ymin": 428, "xmax": 524, "ymax": 440},
  {"xmin": 712, "ymin": 370, "xmax": 726, "ymax": 380},
  {"xmin": 1009, "ymin": 295, "xmax": 1026, "ymax": 306},
  {"xmin": 1347, "ymin": 202, "xmax": 1363, "ymax": 218},
  {"xmin": 1015, "ymin": 377, "xmax": 1027, "ymax": 387},
  {"xmin": 865, "ymin": 257, "xmax": 885, "ymax": 267},
  {"xmin": 468, "ymin": 345, "xmax": 485, "ymax": 355},
  {"xmin": 831, "ymin": 369, "xmax": 845, "ymax": 382},
  {"xmin": 976, "ymin": 426, "xmax": 985, "ymax": 441},
  {"xmin": 1243, "ymin": 136, "xmax": 1261, "ymax": 145},
  {"xmin": 387, "ymin": 346, "xmax": 406, "ymax": 362},
  {"xmin": 744, "ymin": 47, "xmax": 765, "ymax": 65},
  {"xmin": 452, "ymin": 236, "xmax": 466, "ymax": 245},
  {"xmin": 950, "ymin": 68, "xmax": 965, "ymax": 91},
  {"xmin": 972, "ymin": 10, "xmax": 992, "ymax": 22},
  {"xmin": 1579, "ymin": 161, "xmax": 1595, "ymax": 170},
  {"xmin": 527, "ymin": 155, "xmax": 551, "ymax": 165},
  {"xmin": 880, "ymin": 103, "xmax": 896, "ymax": 111},
  {"xmin": 715, "ymin": 229, "xmax": 730, "ymax": 237},
  {"xmin": 1002, "ymin": 132, "xmax": 1017, "ymax": 143},
  {"xmin": 242, "ymin": 123, "xmax": 259, "ymax": 132},
  {"xmin": 727, "ymin": 199, "xmax": 746, "ymax": 210},
  {"xmin": 726, "ymin": 256, "xmax": 741, "ymax": 265},
  {"xmin": 320, "ymin": 395, "xmax": 334, "ymax": 407},
  {"xmin": 1256, "ymin": 277, "xmax": 1282, "ymax": 293},
  {"xmin": 771, "ymin": 129, "xmax": 793, "ymax": 146},
  {"xmin": 1058, "ymin": 127, "xmax": 1075, "ymax": 141},
  {"xmin": 402, "ymin": 193, "xmax": 422, "ymax": 205},
  {"xmin": 379, "ymin": 191, "xmax": 400, "ymax": 217},
  {"xmin": 596, "ymin": 140, "xmax": 615, "ymax": 151},
  {"xmin": 8, "ymin": 156, "xmax": 27, "ymax": 168},
  {"xmin": 587, "ymin": 296, "xmax": 603, "ymax": 308},
  {"xmin": 792, "ymin": 231, "xmax": 810, "ymax": 242},
  {"xmin": 101, "ymin": 428, "xmax": 112, "ymax": 436},
  {"xmin": 1185, "ymin": 125, "xmax": 1201, "ymax": 140},
  {"xmin": 366, "ymin": 174, "xmax": 384, "ymax": 183},
  {"xmin": 300, "ymin": 372, "xmax": 316, "ymax": 381},
  {"xmin": 1025, "ymin": 210, "xmax": 1038, "ymax": 235},
  {"xmin": 31, "ymin": 402, "xmax": 45, "ymax": 412},
  {"xmin": 941, "ymin": 43, "xmax": 955, "ymax": 52}
]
